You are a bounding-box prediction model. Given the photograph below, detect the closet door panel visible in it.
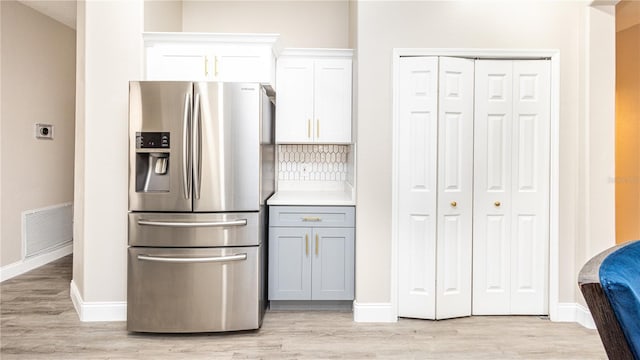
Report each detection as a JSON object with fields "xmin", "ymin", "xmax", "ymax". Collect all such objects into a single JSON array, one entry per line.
[
  {"xmin": 398, "ymin": 57, "xmax": 438, "ymax": 319},
  {"xmin": 510, "ymin": 60, "xmax": 550, "ymax": 314},
  {"xmin": 397, "ymin": 57, "xmax": 551, "ymax": 319},
  {"xmin": 473, "ymin": 60, "xmax": 513, "ymax": 315},
  {"xmin": 436, "ymin": 57, "xmax": 474, "ymax": 319}
]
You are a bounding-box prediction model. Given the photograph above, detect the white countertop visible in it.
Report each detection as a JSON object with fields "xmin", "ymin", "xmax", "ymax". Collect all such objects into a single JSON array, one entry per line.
[
  {"xmin": 267, "ymin": 181, "xmax": 355, "ymax": 206},
  {"xmin": 267, "ymin": 190, "xmax": 355, "ymax": 206}
]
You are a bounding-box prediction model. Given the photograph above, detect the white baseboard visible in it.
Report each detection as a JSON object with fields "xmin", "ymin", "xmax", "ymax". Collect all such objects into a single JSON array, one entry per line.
[
  {"xmin": 0, "ymin": 243, "xmax": 72, "ymax": 282},
  {"xmin": 352, "ymin": 301, "xmax": 595, "ymax": 328},
  {"xmin": 353, "ymin": 301, "xmax": 397, "ymax": 323},
  {"xmin": 70, "ymin": 280, "xmax": 127, "ymax": 322},
  {"xmin": 556, "ymin": 302, "xmax": 596, "ymax": 329}
]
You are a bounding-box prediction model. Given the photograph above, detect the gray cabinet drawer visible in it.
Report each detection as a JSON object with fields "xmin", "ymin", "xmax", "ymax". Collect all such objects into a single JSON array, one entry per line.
[{"xmin": 269, "ymin": 206, "xmax": 355, "ymax": 228}]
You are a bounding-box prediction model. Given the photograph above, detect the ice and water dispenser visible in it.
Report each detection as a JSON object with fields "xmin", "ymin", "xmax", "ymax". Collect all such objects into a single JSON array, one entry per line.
[{"xmin": 135, "ymin": 132, "xmax": 170, "ymax": 192}]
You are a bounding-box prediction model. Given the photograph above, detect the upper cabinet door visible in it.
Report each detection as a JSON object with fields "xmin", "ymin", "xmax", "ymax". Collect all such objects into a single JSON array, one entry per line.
[
  {"xmin": 143, "ymin": 33, "xmax": 279, "ymax": 83},
  {"xmin": 314, "ymin": 59, "xmax": 352, "ymax": 143},
  {"xmin": 146, "ymin": 46, "xmax": 209, "ymax": 81},
  {"xmin": 275, "ymin": 50, "xmax": 353, "ymax": 144},
  {"xmin": 217, "ymin": 46, "xmax": 274, "ymax": 83},
  {"xmin": 275, "ymin": 58, "xmax": 315, "ymax": 143}
]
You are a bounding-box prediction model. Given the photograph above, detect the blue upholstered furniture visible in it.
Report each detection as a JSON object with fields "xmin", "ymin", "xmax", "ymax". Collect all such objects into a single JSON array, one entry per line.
[{"xmin": 579, "ymin": 240, "xmax": 640, "ymax": 360}]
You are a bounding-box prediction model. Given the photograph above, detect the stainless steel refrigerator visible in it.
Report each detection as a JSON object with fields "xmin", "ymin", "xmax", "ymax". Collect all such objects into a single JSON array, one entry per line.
[{"xmin": 127, "ymin": 81, "xmax": 275, "ymax": 333}]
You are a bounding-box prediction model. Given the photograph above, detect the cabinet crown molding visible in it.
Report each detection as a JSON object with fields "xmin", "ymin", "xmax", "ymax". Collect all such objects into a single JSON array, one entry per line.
[
  {"xmin": 143, "ymin": 32, "xmax": 282, "ymax": 54},
  {"xmin": 280, "ymin": 48, "xmax": 354, "ymax": 59}
]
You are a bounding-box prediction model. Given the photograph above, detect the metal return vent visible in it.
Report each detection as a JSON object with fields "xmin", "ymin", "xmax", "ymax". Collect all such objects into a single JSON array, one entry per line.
[{"xmin": 23, "ymin": 203, "xmax": 73, "ymax": 258}]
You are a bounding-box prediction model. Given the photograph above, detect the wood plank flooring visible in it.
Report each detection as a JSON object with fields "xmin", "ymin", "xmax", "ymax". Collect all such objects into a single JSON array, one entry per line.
[{"xmin": 1, "ymin": 256, "xmax": 606, "ymax": 359}]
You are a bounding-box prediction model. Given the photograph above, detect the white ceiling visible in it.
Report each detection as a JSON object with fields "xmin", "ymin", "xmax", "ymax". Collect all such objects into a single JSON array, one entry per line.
[{"xmin": 17, "ymin": 0, "xmax": 77, "ymax": 30}]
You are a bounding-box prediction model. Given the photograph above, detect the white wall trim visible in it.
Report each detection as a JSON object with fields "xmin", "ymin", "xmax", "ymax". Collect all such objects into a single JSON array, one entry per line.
[
  {"xmin": 556, "ymin": 302, "xmax": 596, "ymax": 329},
  {"xmin": 0, "ymin": 244, "xmax": 72, "ymax": 282},
  {"xmin": 391, "ymin": 48, "xmax": 561, "ymax": 322},
  {"xmin": 353, "ymin": 301, "xmax": 397, "ymax": 323},
  {"xmin": 70, "ymin": 280, "xmax": 127, "ymax": 322},
  {"xmin": 548, "ymin": 53, "xmax": 561, "ymax": 322}
]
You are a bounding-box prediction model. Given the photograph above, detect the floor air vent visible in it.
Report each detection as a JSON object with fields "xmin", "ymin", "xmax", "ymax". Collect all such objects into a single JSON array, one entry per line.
[{"xmin": 23, "ymin": 203, "xmax": 73, "ymax": 258}]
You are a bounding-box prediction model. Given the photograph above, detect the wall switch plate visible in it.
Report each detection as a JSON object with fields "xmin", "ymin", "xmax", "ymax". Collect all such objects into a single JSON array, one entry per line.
[{"xmin": 35, "ymin": 124, "xmax": 54, "ymax": 139}]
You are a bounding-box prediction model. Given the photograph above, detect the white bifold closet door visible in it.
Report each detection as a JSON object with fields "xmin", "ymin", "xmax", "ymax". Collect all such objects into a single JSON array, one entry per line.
[
  {"xmin": 398, "ymin": 56, "xmax": 474, "ymax": 319},
  {"xmin": 472, "ymin": 60, "xmax": 550, "ymax": 315}
]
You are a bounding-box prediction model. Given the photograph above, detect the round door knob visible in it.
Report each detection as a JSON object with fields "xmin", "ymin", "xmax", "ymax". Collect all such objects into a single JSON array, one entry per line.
[
  {"xmin": 494, "ymin": 201, "xmax": 501, "ymax": 207},
  {"xmin": 451, "ymin": 201, "xmax": 457, "ymax": 207}
]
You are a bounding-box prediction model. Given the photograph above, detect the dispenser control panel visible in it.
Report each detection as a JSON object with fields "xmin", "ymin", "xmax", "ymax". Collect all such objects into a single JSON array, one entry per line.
[{"xmin": 136, "ymin": 132, "xmax": 170, "ymax": 149}]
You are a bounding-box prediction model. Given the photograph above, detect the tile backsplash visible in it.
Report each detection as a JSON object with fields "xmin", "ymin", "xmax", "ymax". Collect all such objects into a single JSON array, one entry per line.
[{"xmin": 277, "ymin": 144, "xmax": 349, "ymax": 181}]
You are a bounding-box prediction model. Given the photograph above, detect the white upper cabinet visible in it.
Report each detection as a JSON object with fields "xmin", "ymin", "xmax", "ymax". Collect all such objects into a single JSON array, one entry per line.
[
  {"xmin": 146, "ymin": 45, "xmax": 210, "ymax": 81},
  {"xmin": 276, "ymin": 49, "xmax": 353, "ymax": 144},
  {"xmin": 143, "ymin": 33, "xmax": 279, "ymax": 84},
  {"xmin": 275, "ymin": 58, "xmax": 315, "ymax": 142}
]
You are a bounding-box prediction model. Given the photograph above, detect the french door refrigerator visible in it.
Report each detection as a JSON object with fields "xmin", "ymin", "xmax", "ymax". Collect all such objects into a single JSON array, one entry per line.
[{"xmin": 127, "ymin": 81, "xmax": 275, "ymax": 333}]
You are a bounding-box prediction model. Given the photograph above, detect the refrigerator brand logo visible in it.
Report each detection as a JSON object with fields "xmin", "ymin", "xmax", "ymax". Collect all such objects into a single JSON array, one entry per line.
[{"xmin": 241, "ymin": 87, "xmax": 256, "ymax": 91}]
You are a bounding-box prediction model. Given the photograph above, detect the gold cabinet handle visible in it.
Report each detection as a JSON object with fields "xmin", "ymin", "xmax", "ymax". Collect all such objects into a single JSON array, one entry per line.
[
  {"xmin": 214, "ymin": 56, "xmax": 219, "ymax": 77},
  {"xmin": 302, "ymin": 216, "xmax": 321, "ymax": 222},
  {"xmin": 494, "ymin": 201, "xmax": 501, "ymax": 207},
  {"xmin": 315, "ymin": 234, "xmax": 319, "ymax": 256},
  {"xmin": 316, "ymin": 119, "xmax": 320, "ymax": 138},
  {"xmin": 305, "ymin": 234, "xmax": 309, "ymax": 256},
  {"xmin": 307, "ymin": 119, "xmax": 311, "ymax": 139},
  {"xmin": 204, "ymin": 56, "xmax": 208, "ymax": 76},
  {"xmin": 451, "ymin": 201, "xmax": 457, "ymax": 207}
]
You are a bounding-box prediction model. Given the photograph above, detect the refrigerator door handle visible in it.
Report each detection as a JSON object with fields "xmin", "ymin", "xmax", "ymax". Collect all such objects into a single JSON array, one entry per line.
[
  {"xmin": 137, "ymin": 219, "xmax": 248, "ymax": 227},
  {"xmin": 182, "ymin": 92, "xmax": 192, "ymax": 200},
  {"xmin": 192, "ymin": 92, "xmax": 202, "ymax": 200},
  {"xmin": 137, "ymin": 253, "xmax": 247, "ymax": 264}
]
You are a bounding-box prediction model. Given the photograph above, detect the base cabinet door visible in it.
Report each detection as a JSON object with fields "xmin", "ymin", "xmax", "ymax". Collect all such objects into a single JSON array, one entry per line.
[
  {"xmin": 268, "ymin": 206, "xmax": 355, "ymax": 301},
  {"xmin": 311, "ymin": 228, "xmax": 355, "ymax": 300},
  {"xmin": 268, "ymin": 227, "xmax": 312, "ymax": 300}
]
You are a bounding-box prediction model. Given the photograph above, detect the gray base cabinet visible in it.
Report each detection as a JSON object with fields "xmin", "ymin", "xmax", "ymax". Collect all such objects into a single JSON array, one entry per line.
[{"xmin": 268, "ymin": 206, "xmax": 355, "ymax": 301}]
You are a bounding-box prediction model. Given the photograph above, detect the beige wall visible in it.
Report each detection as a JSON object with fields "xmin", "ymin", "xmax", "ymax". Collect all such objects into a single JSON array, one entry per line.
[
  {"xmin": 354, "ymin": 1, "xmax": 615, "ymax": 306},
  {"xmin": 73, "ymin": 0, "xmax": 142, "ymax": 302},
  {"xmin": 144, "ymin": 0, "xmax": 182, "ymax": 32},
  {"xmin": 181, "ymin": 0, "xmax": 350, "ymax": 49},
  {"xmin": 0, "ymin": 0, "xmax": 76, "ymax": 267},
  {"xmin": 69, "ymin": 0, "xmax": 616, "ymax": 319}
]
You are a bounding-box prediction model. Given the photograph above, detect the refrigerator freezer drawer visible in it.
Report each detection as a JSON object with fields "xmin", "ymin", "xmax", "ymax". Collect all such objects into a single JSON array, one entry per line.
[
  {"xmin": 129, "ymin": 211, "xmax": 264, "ymax": 247},
  {"xmin": 127, "ymin": 245, "xmax": 265, "ymax": 333}
]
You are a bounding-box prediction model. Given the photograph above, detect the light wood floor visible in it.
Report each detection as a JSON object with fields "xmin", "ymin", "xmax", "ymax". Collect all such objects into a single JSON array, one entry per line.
[{"xmin": 1, "ymin": 255, "xmax": 606, "ymax": 359}]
